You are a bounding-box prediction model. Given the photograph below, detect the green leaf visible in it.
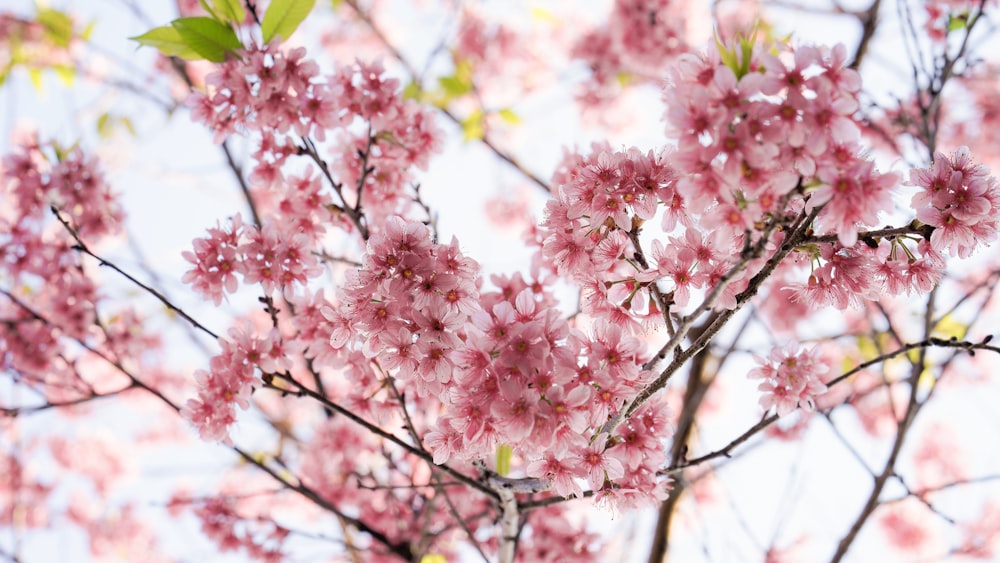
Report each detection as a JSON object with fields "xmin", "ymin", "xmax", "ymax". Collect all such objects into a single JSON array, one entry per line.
[
  {"xmin": 171, "ymin": 17, "xmax": 243, "ymax": 63},
  {"xmin": 714, "ymin": 23, "xmax": 759, "ymax": 79},
  {"xmin": 37, "ymin": 8, "xmax": 74, "ymax": 48},
  {"xmin": 81, "ymin": 20, "xmax": 96, "ymax": 41},
  {"xmin": 261, "ymin": 0, "xmax": 317, "ymax": 44},
  {"xmin": 932, "ymin": 314, "xmax": 968, "ymax": 341},
  {"xmin": 28, "ymin": 67, "xmax": 44, "ymax": 93},
  {"xmin": 198, "ymin": 0, "xmax": 221, "ymax": 21},
  {"xmin": 461, "ymin": 109, "xmax": 484, "ymax": 141},
  {"xmin": 529, "ymin": 6, "xmax": 557, "ymax": 24},
  {"xmin": 437, "ymin": 74, "xmax": 471, "ymax": 98},
  {"xmin": 402, "ymin": 80, "xmax": 422, "ymax": 101},
  {"xmin": 97, "ymin": 112, "xmax": 111, "ymax": 137},
  {"xmin": 947, "ymin": 13, "xmax": 969, "ymax": 32},
  {"xmin": 121, "ymin": 117, "xmax": 137, "ymax": 136},
  {"xmin": 96, "ymin": 113, "xmax": 136, "ymax": 138},
  {"xmin": 497, "ymin": 108, "xmax": 521, "ymax": 125},
  {"xmin": 211, "ymin": 0, "xmax": 247, "ymax": 25},
  {"xmin": 53, "ymin": 64, "xmax": 75, "ymax": 85},
  {"xmin": 130, "ymin": 26, "xmax": 202, "ymax": 60},
  {"xmin": 496, "ymin": 444, "xmax": 512, "ymax": 477}
]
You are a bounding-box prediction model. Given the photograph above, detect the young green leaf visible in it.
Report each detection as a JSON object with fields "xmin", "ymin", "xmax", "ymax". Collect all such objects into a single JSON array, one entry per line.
[
  {"xmin": 261, "ymin": 0, "xmax": 317, "ymax": 44},
  {"xmin": 37, "ymin": 8, "xmax": 74, "ymax": 48},
  {"xmin": 461, "ymin": 109, "xmax": 485, "ymax": 141},
  {"xmin": 947, "ymin": 13, "xmax": 969, "ymax": 32},
  {"xmin": 198, "ymin": 0, "xmax": 222, "ymax": 21},
  {"xmin": 211, "ymin": 0, "xmax": 247, "ymax": 25},
  {"xmin": 97, "ymin": 112, "xmax": 111, "ymax": 138},
  {"xmin": 497, "ymin": 108, "xmax": 521, "ymax": 125},
  {"xmin": 171, "ymin": 17, "xmax": 243, "ymax": 63},
  {"xmin": 130, "ymin": 25, "xmax": 202, "ymax": 60},
  {"xmin": 53, "ymin": 64, "xmax": 75, "ymax": 85},
  {"xmin": 28, "ymin": 67, "xmax": 44, "ymax": 93},
  {"xmin": 402, "ymin": 80, "xmax": 423, "ymax": 101},
  {"xmin": 437, "ymin": 74, "xmax": 471, "ymax": 98},
  {"xmin": 495, "ymin": 444, "xmax": 512, "ymax": 477},
  {"xmin": 80, "ymin": 20, "xmax": 96, "ymax": 41}
]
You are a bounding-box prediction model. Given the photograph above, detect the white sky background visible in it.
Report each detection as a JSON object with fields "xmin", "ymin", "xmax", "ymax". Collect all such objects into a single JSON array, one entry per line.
[{"xmin": 3, "ymin": 0, "xmax": 1000, "ymax": 562}]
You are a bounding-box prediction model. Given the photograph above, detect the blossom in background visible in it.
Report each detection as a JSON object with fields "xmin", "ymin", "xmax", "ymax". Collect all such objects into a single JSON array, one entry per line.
[{"xmin": 749, "ymin": 343, "xmax": 829, "ymax": 415}]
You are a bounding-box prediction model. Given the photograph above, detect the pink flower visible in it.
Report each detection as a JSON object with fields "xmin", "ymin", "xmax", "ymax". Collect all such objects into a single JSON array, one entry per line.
[
  {"xmin": 749, "ymin": 343, "xmax": 829, "ymax": 416},
  {"xmin": 490, "ymin": 378, "xmax": 539, "ymax": 442},
  {"xmin": 910, "ymin": 147, "xmax": 1000, "ymax": 257},
  {"xmin": 811, "ymin": 157, "xmax": 898, "ymax": 248},
  {"xmin": 526, "ymin": 453, "xmax": 583, "ymax": 498},
  {"xmin": 182, "ymin": 215, "xmax": 245, "ymax": 305},
  {"xmin": 574, "ymin": 433, "xmax": 625, "ymax": 492}
]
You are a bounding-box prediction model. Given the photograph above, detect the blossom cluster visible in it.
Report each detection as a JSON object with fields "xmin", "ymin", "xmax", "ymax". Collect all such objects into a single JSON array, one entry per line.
[
  {"xmin": 778, "ymin": 146, "xmax": 1000, "ymax": 312},
  {"xmin": 910, "ymin": 146, "xmax": 1000, "ymax": 258},
  {"xmin": 192, "ymin": 497, "xmax": 287, "ymax": 562},
  {"xmin": 1, "ymin": 140, "xmax": 118, "ymax": 379},
  {"xmin": 181, "ymin": 208, "xmax": 323, "ymax": 304},
  {"xmin": 189, "ymin": 43, "xmax": 443, "ymax": 232},
  {"xmin": 313, "ymin": 215, "xmax": 674, "ymax": 508},
  {"xmin": 748, "ymin": 343, "xmax": 829, "ymax": 416},
  {"xmin": 182, "ymin": 324, "xmax": 291, "ymax": 443},
  {"xmin": 321, "ymin": 217, "xmax": 480, "ymax": 396},
  {"xmin": 572, "ymin": 0, "xmax": 693, "ymax": 105}
]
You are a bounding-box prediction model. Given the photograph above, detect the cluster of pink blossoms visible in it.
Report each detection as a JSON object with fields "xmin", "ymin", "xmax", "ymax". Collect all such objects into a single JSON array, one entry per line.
[
  {"xmin": 910, "ymin": 146, "xmax": 1000, "ymax": 258},
  {"xmin": 318, "ymin": 215, "xmax": 674, "ymax": 508},
  {"xmin": 664, "ymin": 40, "xmax": 890, "ymax": 245},
  {"xmin": 780, "ymin": 146, "xmax": 1000, "ymax": 312},
  {"xmin": 307, "ymin": 218, "xmax": 617, "ymax": 555},
  {"xmin": 322, "ymin": 217, "xmax": 480, "ymax": 397},
  {"xmin": 427, "ymin": 272, "xmax": 670, "ymax": 505},
  {"xmin": 181, "ymin": 208, "xmax": 323, "ymax": 304},
  {"xmin": 324, "ymin": 59, "xmax": 444, "ymax": 227},
  {"xmin": 0, "ymin": 141, "xmax": 121, "ymax": 390},
  {"xmin": 748, "ymin": 344, "xmax": 829, "ymax": 416},
  {"xmin": 572, "ymin": 0, "xmax": 692, "ymax": 105},
  {"xmin": 182, "ymin": 324, "xmax": 291, "ymax": 443},
  {"xmin": 540, "ymin": 37, "xmax": 995, "ymax": 419},
  {"xmin": 540, "ymin": 145, "xmax": 707, "ymax": 326},
  {"xmin": 188, "ymin": 43, "xmax": 334, "ymax": 143},
  {"xmin": 2, "ymin": 141, "xmax": 121, "ymax": 239},
  {"xmin": 189, "ymin": 43, "xmax": 443, "ymax": 229},
  {"xmin": 188, "ymin": 496, "xmax": 287, "ymax": 562}
]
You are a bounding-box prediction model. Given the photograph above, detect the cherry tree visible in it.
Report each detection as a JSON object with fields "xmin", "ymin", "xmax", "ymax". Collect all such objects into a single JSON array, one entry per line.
[{"xmin": 3, "ymin": 0, "xmax": 1000, "ymax": 561}]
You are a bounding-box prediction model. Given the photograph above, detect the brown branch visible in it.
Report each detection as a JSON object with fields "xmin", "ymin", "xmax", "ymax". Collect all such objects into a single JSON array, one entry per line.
[
  {"xmin": 2, "ymin": 288, "xmax": 415, "ymax": 560},
  {"xmin": 50, "ymin": 206, "xmax": 219, "ymax": 340},
  {"xmin": 298, "ymin": 136, "xmax": 370, "ymax": 240},
  {"xmin": 221, "ymin": 139, "xmax": 263, "ymax": 227},
  {"xmin": 265, "ymin": 373, "xmax": 500, "ymax": 502},
  {"xmin": 849, "ymin": 0, "xmax": 883, "ymax": 70},
  {"xmin": 829, "ymin": 288, "xmax": 937, "ymax": 563},
  {"xmin": 670, "ymin": 335, "xmax": 1000, "ymax": 473},
  {"xmin": 646, "ymin": 342, "xmax": 715, "ymax": 563},
  {"xmin": 0, "ymin": 383, "xmax": 135, "ymax": 417},
  {"xmin": 230, "ymin": 446, "xmax": 413, "ymax": 560},
  {"xmin": 802, "ymin": 221, "xmax": 932, "ymax": 245},
  {"xmin": 613, "ymin": 205, "xmax": 819, "ymax": 435}
]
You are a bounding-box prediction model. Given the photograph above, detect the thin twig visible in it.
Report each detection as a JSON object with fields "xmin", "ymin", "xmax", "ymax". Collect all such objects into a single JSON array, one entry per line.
[{"xmin": 50, "ymin": 206, "xmax": 219, "ymax": 340}]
